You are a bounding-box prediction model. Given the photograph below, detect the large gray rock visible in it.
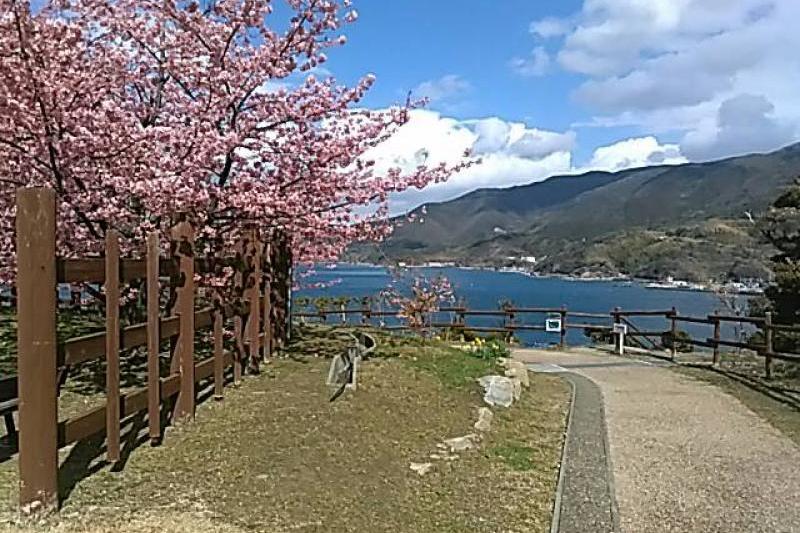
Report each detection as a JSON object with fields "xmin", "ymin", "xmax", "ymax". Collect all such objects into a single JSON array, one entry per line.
[{"xmin": 479, "ymin": 375, "xmax": 515, "ymax": 408}]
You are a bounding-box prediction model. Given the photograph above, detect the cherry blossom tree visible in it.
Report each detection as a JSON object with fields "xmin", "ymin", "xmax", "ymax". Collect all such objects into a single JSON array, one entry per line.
[
  {"xmin": 0, "ymin": 0, "xmax": 470, "ymax": 282},
  {"xmin": 382, "ymin": 274, "xmax": 454, "ymax": 330}
]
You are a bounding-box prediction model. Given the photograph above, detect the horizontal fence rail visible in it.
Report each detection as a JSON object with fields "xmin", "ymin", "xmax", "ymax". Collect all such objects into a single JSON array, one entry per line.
[
  {"xmin": 293, "ymin": 303, "xmax": 800, "ymax": 372},
  {"xmin": 10, "ymin": 187, "xmax": 294, "ymax": 516}
]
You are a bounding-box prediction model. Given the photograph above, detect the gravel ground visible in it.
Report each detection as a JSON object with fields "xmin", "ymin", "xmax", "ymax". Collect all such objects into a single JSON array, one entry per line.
[{"xmin": 517, "ymin": 348, "xmax": 800, "ymax": 533}]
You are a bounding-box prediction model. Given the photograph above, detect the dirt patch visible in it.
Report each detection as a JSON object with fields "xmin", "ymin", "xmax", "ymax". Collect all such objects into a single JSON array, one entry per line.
[{"xmin": 0, "ymin": 337, "xmax": 569, "ymax": 533}]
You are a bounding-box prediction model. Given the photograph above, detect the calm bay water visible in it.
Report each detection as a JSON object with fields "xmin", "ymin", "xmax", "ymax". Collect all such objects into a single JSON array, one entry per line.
[{"xmin": 297, "ymin": 265, "xmax": 746, "ymax": 347}]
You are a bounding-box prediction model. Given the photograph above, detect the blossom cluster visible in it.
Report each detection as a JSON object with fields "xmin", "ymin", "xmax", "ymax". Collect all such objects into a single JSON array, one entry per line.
[
  {"xmin": 382, "ymin": 275, "xmax": 454, "ymax": 329},
  {"xmin": 0, "ymin": 0, "xmax": 469, "ymax": 282}
]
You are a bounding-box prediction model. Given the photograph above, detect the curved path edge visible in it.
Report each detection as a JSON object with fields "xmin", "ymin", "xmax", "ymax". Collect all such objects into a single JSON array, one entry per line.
[{"xmin": 549, "ymin": 371, "xmax": 620, "ymax": 533}]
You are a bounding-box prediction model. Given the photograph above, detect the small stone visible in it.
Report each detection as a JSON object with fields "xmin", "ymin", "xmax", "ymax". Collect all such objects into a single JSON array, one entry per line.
[
  {"xmin": 410, "ymin": 462, "xmax": 435, "ymax": 476},
  {"xmin": 443, "ymin": 434, "xmax": 478, "ymax": 452},
  {"xmin": 505, "ymin": 362, "xmax": 530, "ymax": 388},
  {"xmin": 474, "ymin": 407, "xmax": 494, "ymax": 432},
  {"xmin": 511, "ymin": 376, "xmax": 522, "ymax": 400}
]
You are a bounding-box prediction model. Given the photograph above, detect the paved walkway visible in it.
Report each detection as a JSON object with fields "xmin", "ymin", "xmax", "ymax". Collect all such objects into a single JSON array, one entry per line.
[{"xmin": 516, "ymin": 348, "xmax": 800, "ymax": 533}]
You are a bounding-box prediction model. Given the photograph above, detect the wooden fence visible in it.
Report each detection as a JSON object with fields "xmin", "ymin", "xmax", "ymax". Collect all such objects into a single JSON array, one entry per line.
[
  {"xmin": 11, "ymin": 188, "xmax": 291, "ymax": 514},
  {"xmin": 294, "ymin": 303, "xmax": 800, "ymax": 376}
]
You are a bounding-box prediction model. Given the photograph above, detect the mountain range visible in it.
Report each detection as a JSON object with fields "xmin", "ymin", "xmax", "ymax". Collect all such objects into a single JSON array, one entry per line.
[{"xmin": 352, "ymin": 142, "xmax": 800, "ymax": 282}]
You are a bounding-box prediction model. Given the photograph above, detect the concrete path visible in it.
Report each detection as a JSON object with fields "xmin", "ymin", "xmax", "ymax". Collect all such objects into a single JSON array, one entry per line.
[{"xmin": 516, "ymin": 348, "xmax": 800, "ymax": 533}]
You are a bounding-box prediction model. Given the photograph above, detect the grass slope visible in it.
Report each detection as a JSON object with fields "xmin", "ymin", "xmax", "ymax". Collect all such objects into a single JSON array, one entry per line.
[{"xmin": 0, "ymin": 327, "xmax": 569, "ymax": 533}]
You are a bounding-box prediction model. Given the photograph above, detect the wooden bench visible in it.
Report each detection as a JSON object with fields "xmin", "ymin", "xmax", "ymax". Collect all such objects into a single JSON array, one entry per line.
[{"xmin": 0, "ymin": 376, "xmax": 18, "ymax": 437}]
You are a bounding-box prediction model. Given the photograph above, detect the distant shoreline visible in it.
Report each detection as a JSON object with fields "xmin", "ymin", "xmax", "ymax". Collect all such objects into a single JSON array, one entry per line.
[{"xmin": 328, "ymin": 262, "xmax": 765, "ymax": 296}]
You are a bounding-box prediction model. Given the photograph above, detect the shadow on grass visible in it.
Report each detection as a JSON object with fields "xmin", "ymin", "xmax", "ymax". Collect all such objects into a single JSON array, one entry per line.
[
  {"xmin": 56, "ymin": 376, "xmax": 233, "ymax": 505},
  {"xmin": 0, "ymin": 371, "xmax": 237, "ymax": 508},
  {"xmin": 681, "ymin": 363, "xmax": 800, "ymax": 412}
]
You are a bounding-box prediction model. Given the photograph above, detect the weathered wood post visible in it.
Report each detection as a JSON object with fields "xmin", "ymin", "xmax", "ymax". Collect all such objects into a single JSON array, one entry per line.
[
  {"xmin": 764, "ymin": 311, "xmax": 774, "ymax": 380},
  {"xmin": 506, "ymin": 308, "xmax": 515, "ymax": 344},
  {"xmin": 669, "ymin": 307, "xmax": 678, "ymax": 360},
  {"xmin": 269, "ymin": 233, "xmax": 291, "ymax": 349},
  {"xmin": 361, "ymin": 299, "xmax": 369, "ymax": 327},
  {"xmin": 262, "ymin": 242, "xmax": 272, "ymax": 360},
  {"xmin": 213, "ymin": 295, "xmax": 224, "ymax": 400},
  {"xmin": 146, "ymin": 232, "xmax": 161, "ymax": 443},
  {"xmin": 612, "ymin": 307, "xmax": 622, "ymax": 354},
  {"xmin": 560, "ymin": 305, "xmax": 568, "ymax": 349},
  {"xmin": 233, "ymin": 238, "xmax": 245, "ymax": 384},
  {"xmin": 172, "ymin": 220, "xmax": 195, "ymax": 421},
  {"xmin": 16, "ymin": 187, "xmax": 58, "ymax": 515},
  {"xmin": 247, "ymin": 229, "xmax": 261, "ymax": 374},
  {"xmin": 711, "ymin": 311, "xmax": 721, "ymax": 366},
  {"xmin": 105, "ymin": 231, "xmax": 121, "ymax": 462}
]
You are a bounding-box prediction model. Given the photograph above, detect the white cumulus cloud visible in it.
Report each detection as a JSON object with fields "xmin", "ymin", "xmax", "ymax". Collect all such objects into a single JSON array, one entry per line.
[
  {"xmin": 364, "ymin": 110, "xmax": 685, "ymax": 214},
  {"xmin": 530, "ymin": 0, "xmax": 800, "ymax": 160},
  {"xmin": 412, "ymin": 75, "xmax": 472, "ymax": 112},
  {"xmin": 509, "ymin": 47, "xmax": 551, "ymax": 77},
  {"xmin": 586, "ymin": 137, "xmax": 687, "ymax": 172}
]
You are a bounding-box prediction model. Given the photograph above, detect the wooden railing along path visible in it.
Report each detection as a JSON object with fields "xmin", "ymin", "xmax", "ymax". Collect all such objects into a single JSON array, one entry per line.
[
  {"xmin": 295, "ymin": 304, "xmax": 799, "ymax": 375},
  {"xmin": 10, "ymin": 188, "xmax": 292, "ymax": 515}
]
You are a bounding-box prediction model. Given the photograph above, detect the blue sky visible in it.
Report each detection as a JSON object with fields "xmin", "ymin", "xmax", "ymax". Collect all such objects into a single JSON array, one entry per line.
[
  {"xmin": 30, "ymin": 0, "xmax": 795, "ymax": 211},
  {"xmin": 320, "ymin": 0, "xmax": 617, "ymax": 163},
  {"xmin": 295, "ymin": 0, "xmax": 800, "ymax": 211}
]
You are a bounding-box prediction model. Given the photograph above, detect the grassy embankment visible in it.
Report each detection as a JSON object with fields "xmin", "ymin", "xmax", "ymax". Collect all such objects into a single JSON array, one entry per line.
[{"xmin": 0, "ymin": 321, "xmax": 569, "ymax": 533}]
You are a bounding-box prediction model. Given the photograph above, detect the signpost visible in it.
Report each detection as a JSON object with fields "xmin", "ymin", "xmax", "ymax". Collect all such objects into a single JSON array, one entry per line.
[
  {"xmin": 545, "ymin": 313, "xmax": 562, "ymax": 333},
  {"xmin": 613, "ymin": 323, "xmax": 628, "ymax": 355}
]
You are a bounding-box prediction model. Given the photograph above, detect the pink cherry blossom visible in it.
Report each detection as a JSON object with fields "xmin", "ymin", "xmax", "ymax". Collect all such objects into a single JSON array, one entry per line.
[{"xmin": 0, "ymin": 0, "xmax": 472, "ymax": 283}]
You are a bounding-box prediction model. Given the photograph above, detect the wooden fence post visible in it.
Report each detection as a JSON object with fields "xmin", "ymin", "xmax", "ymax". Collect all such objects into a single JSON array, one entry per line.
[
  {"xmin": 612, "ymin": 307, "xmax": 622, "ymax": 354},
  {"xmin": 146, "ymin": 232, "xmax": 161, "ymax": 443},
  {"xmin": 247, "ymin": 230, "xmax": 261, "ymax": 374},
  {"xmin": 670, "ymin": 307, "xmax": 678, "ymax": 360},
  {"xmin": 16, "ymin": 187, "xmax": 58, "ymax": 515},
  {"xmin": 261, "ymin": 242, "xmax": 272, "ymax": 361},
  {"xmin": 213, "ymin": 298, "xmax": 224, "ymax": 400},
  {"xmin": 506, "ymin": 309, "xmax": 515, "ymax": 343},
  {"xmin": 765, "ymin": 311, "xmax": 774, "ymax": 380},
  {"xmin": 560, "ymin": 305, "xmax": 568, "ymax": 349},
  {"xmin": 105, "ymin": 231, "xmax": 121, "ymax": 462},
  {"xmin": 712, "ymin": 312, "xmax": 721, "ymax": 366},
  {"xmin": 172, "ymin": 221, "xmax": 195, "ymax": 421},
  {"xmin": 233, "ymin": 238, "xmax": 245, "ymax": 384}
]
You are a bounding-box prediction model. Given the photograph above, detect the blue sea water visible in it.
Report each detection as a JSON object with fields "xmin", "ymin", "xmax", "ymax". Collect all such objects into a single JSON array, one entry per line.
[{"xmin": 296, "ymin": 265, "xmax": 748, "ymax": 347}]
